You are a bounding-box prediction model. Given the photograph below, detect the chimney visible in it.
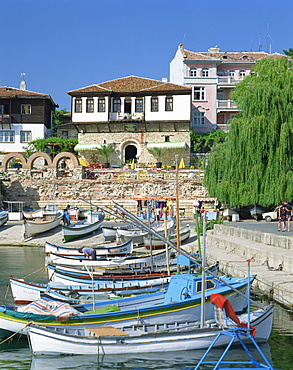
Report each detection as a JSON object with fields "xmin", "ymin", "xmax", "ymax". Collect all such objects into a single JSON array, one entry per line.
[
  {"xmin": 162, "ymin": 78, "xmax": 168, "ymax": 83},
  {"xmin": 20, "ymin": 73, "xmax": 27, "ymax": 90},
  {"xmin": 208, "ymin": 46, "xmax": 221, "ymax": 53}
]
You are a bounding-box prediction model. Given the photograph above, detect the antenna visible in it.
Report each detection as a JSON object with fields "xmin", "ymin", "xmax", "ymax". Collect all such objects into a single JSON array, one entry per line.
[
  {"xmin": 21, "ymin": 73, "xmax": 26, "ymax": 80},
  {"xmin": 258, "ymin": 33, "xmax": 262, "ymax": 51},
  {"xmin": 182, "ymin": 34, "xmax": 186, "ymax": 46},
  {"xmin": 266, "ymin": 23, "xmax": 273, "ymax": 54}
]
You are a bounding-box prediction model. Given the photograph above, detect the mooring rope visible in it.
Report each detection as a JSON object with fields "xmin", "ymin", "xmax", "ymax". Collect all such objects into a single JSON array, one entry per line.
[{"xmin": 0, "ymin": 322, "xmax": 31, "ymax": 345}]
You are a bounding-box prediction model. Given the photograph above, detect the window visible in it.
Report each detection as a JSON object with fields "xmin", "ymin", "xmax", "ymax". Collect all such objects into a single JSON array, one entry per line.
[
  {"xmin": 98, "ymin": 98, "xmax": 105, "ymax": 112},
  {"xmin": 165, "ymin": 97, "xmax": 173, "ymax": 111},
  {"xmin": 239, "ymin": 70, "xmax": 246, "ymax": 79},
  {"xmin": 21, "ymin": 104, "xmax": 31, "ymax": 115},
  {"xmin": 192, "ymin": 111, "xmax": 205, "ymax": 126},
  {"xmin": 165, "ymin": 136, "xmax": 170, "ymax": 142},
  {"xmin": 0, "ymin": 131, "xmax": 14, "ymax": 142},
  {"xmin": 75, "ymin": 99, "xmax": 82, "ymax": 113},
  {"xmin": 151, "ymin": 97, "xmax": 158, "ymax": 112},
  {"xmin": 229, "ymin": 70, "xmax": 235, "ymax": 78},
  {"xmin": 202, "ymin": 68, "xmax": 209, "ymax": 77},
  {"xmin": 20, "ymin": 131, "xmax": 31, "ymax": 143},
  {"xmin": 86, "ymin": 98, "xmax": 94, "ymax": 113},
  {"xmin": 190, "ymin": 67, "xmax": 197, "ymax": 77},
  {"xmin": 0, "ymin": 105, "xmax": 4, "ymax": 114},
  {"xmin": 217, "ymin": 70, "xmax": 224, "ymax": 76},
  {"xmin": 193, "ymin": 87, "xmax": 205, "ymax": 101},
  {"xmin": 135, "ymin": 98, "xmax": 143, "ymax": 112},
  {"xmin": 113, "ymin": 98, "xmax": 121, "ymax": 112},
  {"xmin": 61, "ymin": 131, "xmax": 68, "ymax": 139}
]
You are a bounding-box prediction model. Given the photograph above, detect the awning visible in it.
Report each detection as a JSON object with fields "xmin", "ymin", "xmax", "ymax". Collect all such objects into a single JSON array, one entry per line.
[
  {"xmin": 74, "ymin": 143, "xmax": 103, "ymax": 151},
  {"xmin": 146, "ymin": 142, "xmax": 187, "ymax": 149}
]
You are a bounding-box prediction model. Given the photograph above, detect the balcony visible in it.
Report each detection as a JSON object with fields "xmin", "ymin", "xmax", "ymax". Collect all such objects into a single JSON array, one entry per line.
[
  {"xmin": 217, "ymin": 76, "xmax": 244, "ymax": 86},
  {"xmin": 110, "ymin": 112, "xmax": 145, "ymax": 121},
  {"xmin": 0, "ymin": 114, "xmax": 11, "ymax": 123},
  {"xmin": 216, "ymin": 100, "xmax": 238, "ymax": 112}
]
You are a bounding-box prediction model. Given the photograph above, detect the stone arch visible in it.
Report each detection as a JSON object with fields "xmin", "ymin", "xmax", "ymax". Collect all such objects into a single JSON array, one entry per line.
[
  {"xmin": 52, "ymin": 152, "xmax": 82, "ymax": 169},
  {"xmin": 26, "ymin": 151, "xmax": 54, "ymax": 169},
  {"xmin": 121, "ymin": 138, "xmax": 141, "ymax": 163},
  {"xmin": 0, "ymin": 153, "xmax": 28, "ymax": 169}
]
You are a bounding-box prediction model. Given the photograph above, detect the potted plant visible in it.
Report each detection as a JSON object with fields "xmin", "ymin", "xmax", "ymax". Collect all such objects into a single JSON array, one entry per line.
[
  {"xmin": 95, "ymin": 143, "xmax": 116, "ymax": 168},
  {"xmin": 147, "ymin": 147, "xmax": 166, "ymax": 168}
]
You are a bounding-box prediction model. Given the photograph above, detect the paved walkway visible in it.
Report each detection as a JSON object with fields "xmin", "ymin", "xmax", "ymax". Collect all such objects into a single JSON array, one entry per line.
[{"xmin": 225, "ymin": 219, "xmax": 293, "ymax": 235}]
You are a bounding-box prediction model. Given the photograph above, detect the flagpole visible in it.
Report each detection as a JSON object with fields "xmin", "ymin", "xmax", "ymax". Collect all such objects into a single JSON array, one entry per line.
[{"xmin": 175, "ymin": 155, "xmax": 180, "ymax": 249}]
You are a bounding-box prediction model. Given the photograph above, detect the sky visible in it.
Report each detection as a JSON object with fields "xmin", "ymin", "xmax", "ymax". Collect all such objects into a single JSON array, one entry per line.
[{"xmin": 1, "ymin": 0, "xmax": 293, "ymax": 110}]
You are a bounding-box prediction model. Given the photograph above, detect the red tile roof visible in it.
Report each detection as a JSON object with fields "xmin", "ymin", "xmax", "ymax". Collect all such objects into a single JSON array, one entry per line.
[
  {"xmin": 0, "ymin": 86, "xmax": 51, "ymax": 98},
  {"xmin": 68, "ymin": 76, "xmax": 191, "ymax": 95}
]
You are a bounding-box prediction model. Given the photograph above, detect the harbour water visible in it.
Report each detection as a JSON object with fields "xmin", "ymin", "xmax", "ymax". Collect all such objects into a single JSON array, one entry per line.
[{"xmin": 0, "ymin": 246, "xmax": 293, "ymax": 369}]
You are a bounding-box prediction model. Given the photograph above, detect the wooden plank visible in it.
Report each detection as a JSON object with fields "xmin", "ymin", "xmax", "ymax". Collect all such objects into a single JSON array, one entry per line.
[{"xmin": 85, "ymin": 326, "xmax": 129, "ymax": 337}]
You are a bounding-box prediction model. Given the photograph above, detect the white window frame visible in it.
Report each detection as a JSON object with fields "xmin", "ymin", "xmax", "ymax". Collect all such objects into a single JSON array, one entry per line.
[
  {"xmin": 113, "ymin": 98, "xmax": 121, "ymax": 113},
  {"xmin": 192, "ymin": 111, "xmax": 205, "ymax": 126},
  {"xmin": 75, "ymin": 99, "xmax": 82, "ymax": 113},
  {"xmin": 190, "ymin": 67, "xmax": 197, "ymax": 77},
  {"xmin": 151, "ymin": 97, "xmax": 159, "ymax": 112},
  {"xmin": 202, "ymin": 68, "xmax": 209, "ymax": 77},
  {"xmin": 0, "ymin": 131, "xmax": 15, "ymax": 142},
  {"xmin": 229, "ymin": 70, "xmax": 235, "ymax": 78},
  {"xmin": 98, "ymin": 98, "xmax": 105, "ymax": 112},
  {"xmin": 165, "ymin": 97, "xmax": 173, "ymax": 111},
  {"xmin": 193, "ymin": 86, "xmax": 205, "ymax": 101},
  {"xmin": 21, "ymin": 104, "xmax": 31, "ymax": 115},
  {"xmin": 86, "ymin": 98, "xmax": 94, "ymax": 113},
  {"xmin": 20, "ymin": 130, "xmax": 32, "ymax": 143},
  {"xmin": 239, "ymin": 70, "xmax": 246, "ymax": 79}
]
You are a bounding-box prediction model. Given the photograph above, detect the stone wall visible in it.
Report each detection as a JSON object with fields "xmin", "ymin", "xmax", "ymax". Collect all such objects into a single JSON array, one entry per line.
[{"xmin": 1, "ymin": 171, "xmax": 212, "ymax": 217}]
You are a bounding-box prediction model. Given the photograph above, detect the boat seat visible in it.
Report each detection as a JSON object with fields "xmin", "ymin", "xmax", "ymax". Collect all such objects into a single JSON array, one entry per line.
[{"xmin": 85, "ymin": 326, "xmax": 128, "ymax": 337}]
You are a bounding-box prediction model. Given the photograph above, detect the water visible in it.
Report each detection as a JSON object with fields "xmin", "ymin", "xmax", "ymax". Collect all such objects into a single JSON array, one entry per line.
[{"xmin": 0, "ymin": 246, "xmax": 293, "ymax": 369}]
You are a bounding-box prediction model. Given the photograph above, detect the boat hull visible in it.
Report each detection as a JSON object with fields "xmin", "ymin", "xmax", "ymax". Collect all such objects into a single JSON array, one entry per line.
[
  {"xmin": 23, "ymin": 213, "xmax": 63, "ymax": 236},
  {"xmin": 27, "ymin": 304, "xmax": 273, "ymax": 355}
]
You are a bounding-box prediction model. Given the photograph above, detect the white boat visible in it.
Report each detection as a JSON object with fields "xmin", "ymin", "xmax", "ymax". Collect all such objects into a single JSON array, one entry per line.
[
  {"xmin": 0, "ymin": 210, "xmax": 8, "ymax": 226},
  {"xmin": 47, "ymin": 248, "xmax": 172, "ymax": 269},
  {"xmin": 23, "ymin": 212, "xmax": 63, "ymax": 237},
  {"xmin": 27, "ymin": 297, "xmax": 274, "ymax": 355},
  {"xmin": 0, "ymin": 274, "xmax": 253, "ymax": 339},
  {"xmin": 22, "ymin": 208, "xmax": 44, "ymax": 219},
  {"xmin": 144, "ymin": 224, "xmax": 191, "ymax": 249},
  {"xmin": 9, "ymin": 274, "xmax": 170, "ymax": 305},
  {"xmin": 116, "ymin": 219, "xmax": 174, "ymax": 245},
  {"xmin": 62, "ymin": 211, "xmax": 105, "ymax": 242},
  {"xmin": 102, "ymin": 223, "xmax": 135, "ymax": 242},
  {"xmin": 45, "ymin": 240, "xmax": 133, "ymax": 258}
]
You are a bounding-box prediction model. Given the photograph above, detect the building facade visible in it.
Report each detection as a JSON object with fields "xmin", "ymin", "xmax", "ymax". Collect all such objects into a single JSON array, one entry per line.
[
  {"xmin": 66, "ymin": 76, "xmax": 192, "ymax": 167},
  {"xmin": 170, "ymin": 44, "xmax": 284, "ymax": 133},
  {"xmin": 0, "ymin": 81, "xmax": 57, "ymax": 155}
]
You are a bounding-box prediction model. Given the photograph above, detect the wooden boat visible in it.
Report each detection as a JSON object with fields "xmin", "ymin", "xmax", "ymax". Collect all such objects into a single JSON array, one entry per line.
[
  {"xmin": 250, "ymin": 206, "xmax": 265, "ymax": 220},
  {"xmin": 47, "ymin": 248, "xmax": 173, "ymax": 269},
  {"xmin": 9, "ymin": 274, "xmax": 170, "ymax": 305},
  {"xmin": 0, "ymin": 274, "xmax": 253, "ymax": 339},
  {"xmin": 27, "ymin": 299, "xmax": 274, "ymax": 355},
  {"xmin": 45, "ymin": 240, "xmax": 133, "ymax": 258},
  {"xmin": 23, "ymin": 205, "xmax": 61, "ymax": 220},
  {"xmin": 0, "ymin": 210, "xmax": 8, "ymax": 226},
  {"xmin": 116, "ymin": 219, "xmax": 174, "ymax": 245},
  {"xmin": 23, "ymin": 212, "xmax": 63, "ymax": 237},
  {"xmin": 102, "ymin": 223, "xmax": 135, "ymax": 242},
  {"xmin": 62, "ymin": 211, "xmax": 105, "ymax": 242},
  {"xmin": 46, "ymin": 260, "xmax": 219, "ymax": 285},
  {"xmin": 143, "ymin": 224, "xmax": 191, "ymax": 249}
]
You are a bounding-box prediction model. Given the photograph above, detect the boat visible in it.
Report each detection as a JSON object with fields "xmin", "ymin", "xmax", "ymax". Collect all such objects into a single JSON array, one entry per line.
[
  {"xmin": 0, "ymin": 210, "xmax": 8, "ymax": 226},
  {"xmin": 143, "ymin": 224, "xmax": 191, "ymax": 250},
  {"xmin": 27, "ymin": 295, "xmax": 273, "ymax": 355},
  {"xmin": 250, "ymin": 206, "xmax": 265, "ymax": 220},
  {"xmin": 116, "ymin": 219, "xmax": 174, "ymax": 245},
  {"xmin": 23, "ymin": 212, "xmax": 63, "ymax": 237},
  {"xmin": 9, "ymin": 274, "xmax": 170, "ymax": 305},
  {"xmin": 62, "ymin": 210, "xmax": 105, "ymax": 242},
  {"xmin": 23, "ymin": 204, "xmax": 61, "ymax": 220},
  {"xmin": 102, "ymin": 223, "xmax": 135, "ymax": 242},
  {"xmin": 45, "ymin": 240, "xmax": 133, "ymax": 258},
  {"xmin": 47, "ymin": 248, "xmax": 174, "ymax": 269},
  {"xmin": 0, "ymin": 273, "xmax": 253, "ymax": 339}
]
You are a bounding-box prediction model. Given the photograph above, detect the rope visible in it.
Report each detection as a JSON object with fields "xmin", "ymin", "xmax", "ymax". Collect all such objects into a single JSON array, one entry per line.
[{"xmin": 0, "ymin": 322, "xmax": 31, "ymax": 345}]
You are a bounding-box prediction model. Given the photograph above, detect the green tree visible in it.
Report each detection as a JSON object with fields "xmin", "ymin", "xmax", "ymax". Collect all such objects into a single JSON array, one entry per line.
[
  {"xmin": 204, "ymin": 56, "xmax": 293, "ymax": 207},
  {"xmin": 23, "ymin": 137, "xmax": 78, "ymax": 157},
  {"xmin": 95, "ymin": 143, "xmax": 116, "ymax": 164},
  {"xmin": 147, "ymin": 147, "xmax": 166, "ymax": 163},
  {"xmin": 190, "ymin": 130, "xmax": 228, "ymax": 152},
  {"xmin": 283, "ymin": 48, "xmax": 293, "ymax": 58},
  {"xmin": 52, "ymin": 109, "xmax": 69, "ymax": 136}
]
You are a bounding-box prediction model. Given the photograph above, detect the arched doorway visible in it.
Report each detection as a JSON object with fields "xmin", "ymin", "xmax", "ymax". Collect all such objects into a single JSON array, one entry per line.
[{"xmin": 125, "ymin": 145, "xmax": 137, "ymax": 162}]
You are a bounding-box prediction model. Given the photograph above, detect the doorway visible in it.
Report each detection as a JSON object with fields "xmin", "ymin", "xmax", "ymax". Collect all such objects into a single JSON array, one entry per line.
[
  {"xmin": 125, "ymin": 145, "xmax": 137, "ymax": 162},
  {"xmin": 124, "ymin": 99, "xmax": 131, "ymax": 114}
]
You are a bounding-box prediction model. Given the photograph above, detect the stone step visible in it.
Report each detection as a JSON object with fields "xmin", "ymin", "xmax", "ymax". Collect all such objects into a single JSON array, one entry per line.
[{"xmin": 213, "ymin": 224, "xmax": 293, "ymax": 250}]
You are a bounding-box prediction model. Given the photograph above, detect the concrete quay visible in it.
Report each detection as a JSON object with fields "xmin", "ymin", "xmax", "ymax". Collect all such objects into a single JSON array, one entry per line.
[{"xmin": 206, "ymin": 222, "xmax": 293, "ymax": 309}]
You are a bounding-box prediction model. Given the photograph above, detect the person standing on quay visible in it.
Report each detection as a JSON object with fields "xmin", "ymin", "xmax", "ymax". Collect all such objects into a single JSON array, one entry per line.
[
  {"xmin": 283, "ymin": 200, "xmax": 292, "ymax": 231},
  {"xmin": 277, "ymin": 202, "xmax": 287, "ymax": 232}
]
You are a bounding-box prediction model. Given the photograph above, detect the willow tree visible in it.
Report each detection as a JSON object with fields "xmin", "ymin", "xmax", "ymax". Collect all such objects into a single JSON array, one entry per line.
[{"xmin": 204, "ymin": 56, "xmax": 293, "ymax": 207}]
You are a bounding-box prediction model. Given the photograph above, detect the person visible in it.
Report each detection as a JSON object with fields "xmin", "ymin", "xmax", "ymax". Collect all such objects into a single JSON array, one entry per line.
[
  {"xmin": 78, "ymin": 247, "xmax": 97, "ymax": 260},
  {"xmin": 74, "ymin": 207, "xmax": 80, "ymax": 221},
  {"xmin": 283, "ymin": 200, "xmax": 292, "ymax": 231},
  {"xmin": 277, "ymin": 202, "xmax": 287, "ymax": 232},
  {"xmin": 63, "ymin": 209, "xmax": 71, "ymax": 226}
]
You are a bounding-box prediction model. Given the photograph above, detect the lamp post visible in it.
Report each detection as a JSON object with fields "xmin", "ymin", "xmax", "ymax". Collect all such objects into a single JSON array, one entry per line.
[{"xmin": 175, "ymin": 155, "xmax": 180, "ymax": 250}]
